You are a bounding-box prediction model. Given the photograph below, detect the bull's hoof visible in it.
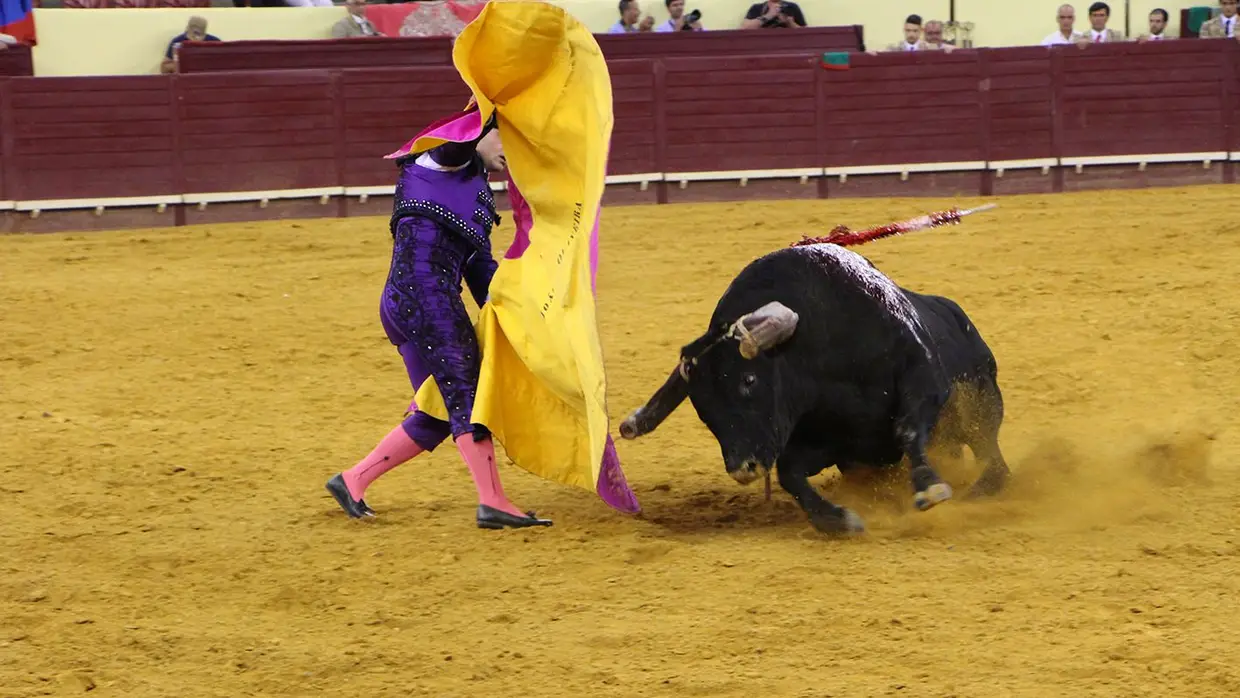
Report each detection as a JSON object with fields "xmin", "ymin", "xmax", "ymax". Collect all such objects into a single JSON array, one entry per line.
[
  {"xmin": 809, "ymin": 508, "xmax": 866, "ymax": 536},
  {"xmin": 914, "ymin": 482, "xmax": 953, "ymax": 511},
  {"xmin": 964, "ymin": 468, "xmax": 1009, "ymax": 499}
]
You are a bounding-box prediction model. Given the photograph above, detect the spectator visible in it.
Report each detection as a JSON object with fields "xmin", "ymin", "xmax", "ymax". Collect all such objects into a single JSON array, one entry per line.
[
  {"xmin": 1198, "ymin": 0, "xmax": 1240, "ymax": 39},
  {"xmin": 741, "ymin": 0, "xmax": 806, "ymax": 29},
  {"xmin": 161, "ymin": 17, "xmax": 221, "ymax": 74},
  {"xmin": 609, "ymin": 0, "xmax": 655, "ymax": 33},
  {"xmin": 886, "ymin": 14, "xmax": 928, "ymax": 51},
  {"xmin": 0, "ymin": 33, "xmax": 18, "ymax": 49},
  {"xmin": 332, "ymin": 0, "xmax": 381, "ymax": 37},
  {"xmin": 1136, "ymin": 8, "xmax": 1173, "ymax": 41},
  {"xmin": 1077, "ymin": 1, "xmax": 1124, "ymax": 43},
  {"xmin": 287, "ymin": 0, "xmax": 333, "ymax": 6},
  {"xmin": 921, "ymin": 19, "xmax": 957, "ymax": 51},
  {"xmin": 656, "ymin": 0, "xmax": 704, "ymax": 32},
  {"xmin": 1041, "ymin": 4, "xmax": 1081, "ymax": 45}
]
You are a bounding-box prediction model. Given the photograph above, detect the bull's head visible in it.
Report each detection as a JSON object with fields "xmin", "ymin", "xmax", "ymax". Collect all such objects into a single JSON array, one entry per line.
[{"xmin": 620, "ymin": 301, "xmax": 802, "ymax": 485}]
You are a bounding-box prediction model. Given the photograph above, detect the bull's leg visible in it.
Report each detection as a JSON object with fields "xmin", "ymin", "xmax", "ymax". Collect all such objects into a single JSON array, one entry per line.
[
  {"xmin": 776, "ymin": 448, "xmax": 865, "ymax": 535},
  {"xmin": 964, "ymin": 382, "xmax": 1011, "ymax": 499},
  {"xmin": 894, "ymin": 382, "xmax": 954, "ymax": 512}
]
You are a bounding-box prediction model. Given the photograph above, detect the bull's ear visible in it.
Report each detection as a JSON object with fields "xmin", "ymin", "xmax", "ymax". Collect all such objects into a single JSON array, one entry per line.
[{"xmin": 735, "ymin": 301, "xmax": 799, "ymax": 359}]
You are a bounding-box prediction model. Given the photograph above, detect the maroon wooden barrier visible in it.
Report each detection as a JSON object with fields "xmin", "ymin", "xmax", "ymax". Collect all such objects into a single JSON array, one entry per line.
[
  {"xmin": 981, "ymin": 47, "xmax": 1053, "ymax": 164},
  {"xmin": 0, "ymin": 44, "xmax": 34, "ymax": 77},
  {"xmin": 2, "ymin": 39, "xmax": 1239, "ymax": 233},
  {"xmin": 1058, "ymin": 39, "xmax": 1227, "ymax": 158},
  {"xmin": 0, "ymin": 79, "xmax": 11, "ymax": 204},
  {"xmin": 1229, "ymin": 44, "xmax": 1240, "ymax": 154},
  {"xmin": 608, "ymin": 59, "xmax": 658, "ymax": 177},
  {"xmin": 822, "ymin": 50, "xmax": 985, "ymax": 167},
  {"xmin": 177, "ymin": 37, "xmax": 454, "ymax": 74},
  {"xmin": 663, "ymin": 54, "xmax": 820, "ymax": 173},
  {"xmin": 176, "ymin": 27, "xmax": 863, "ymax": 74},
  {"xmin": 595, "ymin": 26, "xmax": 863, "ymax": 61},
  {"xmin": 177, "ymin": 70, "xmax": 340, "ymax": 193},
  {"xmin": 5, "ymin": 76, "xmax": 177, "ymax": 202},
  {"xmin": 339, "ymin": 65, "xmax": 472, "ymax": 187}
]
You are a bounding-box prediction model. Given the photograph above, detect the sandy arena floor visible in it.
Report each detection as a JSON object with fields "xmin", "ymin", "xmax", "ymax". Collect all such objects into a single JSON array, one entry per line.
[{"xmin": 2, "ymin": 185, "xmax": 1239, "ymax": 697}]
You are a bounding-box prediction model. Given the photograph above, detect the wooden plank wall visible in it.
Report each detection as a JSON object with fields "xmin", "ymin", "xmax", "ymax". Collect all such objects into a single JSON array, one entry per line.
[
  {"xmin": 982, "ymin": 47, "xmax": 1054, "ymax": 163},
  {"xmin": 1058, "ymin": 39, "xmax": 1227, "ymax": 158},
  {"xmin": 338, "ymin": 66, "xmax": 473, "ymax": 189},
  {"xmin": 177, "ymin": 38, "xmax": 455, "ymax": 74},
  {"xmin": 822, "ymin": 50, "xmax": 985, "ymax": 168},
  {"xmin": 1231, "ymin": 45, "xmax": 1240, "ymax": 155},
  {"xmin": 607, "ymin": 59, "xmax": 658, "ymax": 177},
  {"xmin": 662, "ymin": 55, "xmax": 820, "ymax": 173},
  {"xmin": 1, "ymin": 40, "xmax": 1238, "ymax": 217},
  {"xmin": 6, "ymin": 76, "xmax": 176, "ymax": 201},
  {"xmin": 0, "ymin": 44, "xmax": 34, "ymax": 77},
  {"xmin": 177, "ymin": 71, "xmax": 339, "ymax": 194},
  {"xmin": 176, "ymin": 27, "xmax": 865, "ymax": 74}
]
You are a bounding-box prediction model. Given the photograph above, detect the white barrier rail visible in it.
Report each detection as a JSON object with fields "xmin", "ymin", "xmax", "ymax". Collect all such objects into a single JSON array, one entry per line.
[{"xmin": 4, "ymin": 154, "xmax": 1234, "ymax": 214}]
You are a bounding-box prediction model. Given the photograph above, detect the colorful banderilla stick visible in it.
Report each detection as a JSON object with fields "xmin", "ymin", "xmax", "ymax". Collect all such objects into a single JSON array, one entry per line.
[{"xmin": 791, "ymin": 203, "xmax": 998, "ymax": 248}]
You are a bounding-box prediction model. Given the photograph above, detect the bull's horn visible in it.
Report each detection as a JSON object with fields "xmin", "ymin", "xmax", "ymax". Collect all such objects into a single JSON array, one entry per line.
[
  {"xmin": 619, "ymin": 362, "xmax": 690, "ymax": 440},
  {"xmin": 735, "ymin": 301, "xmax": 799, "ymax": 359}
]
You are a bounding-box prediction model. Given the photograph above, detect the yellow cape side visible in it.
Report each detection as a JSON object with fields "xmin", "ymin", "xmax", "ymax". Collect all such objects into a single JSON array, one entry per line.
[{"xmin": 413, "ymin": 0, "xmax": 615, "ymax": 493}]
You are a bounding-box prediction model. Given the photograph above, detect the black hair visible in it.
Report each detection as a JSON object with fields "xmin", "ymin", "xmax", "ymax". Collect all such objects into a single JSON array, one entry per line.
[
  {"xmin": 1088, "ymin": 2, "xmax": 1110, "ymax": 15},
  {"xmin": 905, "ymin": 14, "xmax": 922, "ymax": 25},
  {"xmin": 1149, "ymin": 8, "xmax": 1168, "ymax": 21},
  {"xmin": 619, "ymin": 0, "xmax": 634, "ymax": 13}
]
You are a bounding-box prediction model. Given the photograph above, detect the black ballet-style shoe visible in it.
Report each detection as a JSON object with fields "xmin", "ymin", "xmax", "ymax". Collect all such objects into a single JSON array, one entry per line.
[
  {"xmin": 325, "ymin": 473, "xmax": 373, "ymax": 519},
  {"xmin": 475, "ymin": 504, "xmax": 553, "ymax": 530}
]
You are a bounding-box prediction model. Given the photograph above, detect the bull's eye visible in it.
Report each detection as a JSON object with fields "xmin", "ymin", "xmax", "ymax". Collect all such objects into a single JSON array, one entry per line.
[{"xmin": 739, "ymin": 372, "xmax": 757, "ymax": 396}]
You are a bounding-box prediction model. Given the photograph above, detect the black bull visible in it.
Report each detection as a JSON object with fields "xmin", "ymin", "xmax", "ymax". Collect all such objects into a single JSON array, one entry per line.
[{"xmin": 618, "ymin": 243, "xmax": 1010, "ymax": 535}]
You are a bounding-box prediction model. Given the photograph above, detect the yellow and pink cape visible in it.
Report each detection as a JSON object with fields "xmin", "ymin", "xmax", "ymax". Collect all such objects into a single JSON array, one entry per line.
[{"xmin": 386, "ymin": 0, "xmax": 639, "ymax": 513}]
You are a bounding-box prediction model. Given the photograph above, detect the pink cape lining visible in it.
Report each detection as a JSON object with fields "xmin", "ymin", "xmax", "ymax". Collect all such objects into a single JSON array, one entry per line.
[{"xmin": 393, "ymin": 109, "xmax": 637, "ymax": 513}]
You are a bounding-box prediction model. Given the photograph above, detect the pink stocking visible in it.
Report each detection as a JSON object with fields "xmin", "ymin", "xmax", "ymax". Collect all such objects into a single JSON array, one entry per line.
[
  {"xmin": 342, "ymin": 424, "xmax": 425, "ymax": 501},
  {"xmin": 455, "ymin": 434, "xmax": 524, "ymax": 517}
]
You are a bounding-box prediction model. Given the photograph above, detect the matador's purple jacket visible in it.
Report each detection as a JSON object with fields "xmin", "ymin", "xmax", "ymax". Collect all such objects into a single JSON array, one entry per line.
[{"xmin": 379, "ymin": 129, "xmax": 501, "ymax": 447}]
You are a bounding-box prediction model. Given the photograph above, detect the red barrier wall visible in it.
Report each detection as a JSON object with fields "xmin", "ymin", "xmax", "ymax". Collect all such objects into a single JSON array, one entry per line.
[
  {"xmin": 1, "ymin": 40, "xmax": 1237, "ymax": 234},
  {"xmin": 175, "ymin": 27, "xmax": 864, "ymax": 74},
  {"xmin": 0, "ymin": 44, "xmax": 34, "ymax": 77}
]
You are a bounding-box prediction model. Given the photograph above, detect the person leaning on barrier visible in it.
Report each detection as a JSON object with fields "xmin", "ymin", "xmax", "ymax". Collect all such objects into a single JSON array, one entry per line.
[
  {"xmin": 741, "ymin": 0, "xmax": 806, "ymax": 29},
  {"xmin": 1136, "ymin": 8, "xmax": 1174, "ymax": 41},
  {"xmin": 1198, "ymin": 0, "xmax": 1240, "ymax": 39},
  {"xmin": 332, "ymin": 0, "xmax": 381, "ymax": 38},
  {"xmin": 1075, "ymin": 1, "xmax": 1124, "ymax": 44},
  {"xmin": 1041, "ymin": 4, "xmax": 1082, "ymax": 45},
  {"xmin": 921, "ymin": 20, "xmax": 957, "ymax": 51},
  {"xmin": 160, "ymin": 17, "xmax": 221, "ymax": 74},
  {"xmin": 886, "ymin": 14, "xmax": 928, "ymax": 51},
  {"xmin": 655, "ymin": 0, "xmax": 704, "ymax": 32},
  {"xmin": 609, "ymin": 0, "xmax": 655, "ymax": 33}
]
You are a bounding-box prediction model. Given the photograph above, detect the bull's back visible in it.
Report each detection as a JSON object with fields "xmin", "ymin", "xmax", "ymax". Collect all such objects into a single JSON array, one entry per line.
[
  {"xmin": 715, "ymin": 246, "xmax": 920, "ymax": 378},
  {"xmin": 904, "ymin": 290, "xmax": 997, "ymax": 383}
]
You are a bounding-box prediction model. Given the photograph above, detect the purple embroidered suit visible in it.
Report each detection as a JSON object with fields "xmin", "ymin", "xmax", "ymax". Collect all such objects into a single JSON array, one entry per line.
[{"xmin": 380, "ymin": 128, "xmax": 501, "ymax": 449}]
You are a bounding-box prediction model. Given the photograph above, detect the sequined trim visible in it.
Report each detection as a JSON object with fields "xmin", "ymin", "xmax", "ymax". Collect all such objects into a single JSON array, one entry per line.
[{"xmin": 391, "ymin": 199, "xmax": 491, "ymax": 251}]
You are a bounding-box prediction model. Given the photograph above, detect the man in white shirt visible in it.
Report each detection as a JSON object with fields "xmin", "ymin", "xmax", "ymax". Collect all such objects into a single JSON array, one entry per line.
[
  {"xmin": 1041, "ymin": 4, "xmax": 1081, "ymax": 45},
  {"xmin": 609, "ymin": 0, "xmax": 655, "ymax": 33},
  {"xmin": 1199, "ymin": 0, "xmax": 1240, "ymax": 39},
  {"xmin": 332, "ymin": 0, "xmax": 381, "ymax": 38},
  {"xmin": 1137, "ymin": 8, "xmax": 1173, "ymax": 41}
]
